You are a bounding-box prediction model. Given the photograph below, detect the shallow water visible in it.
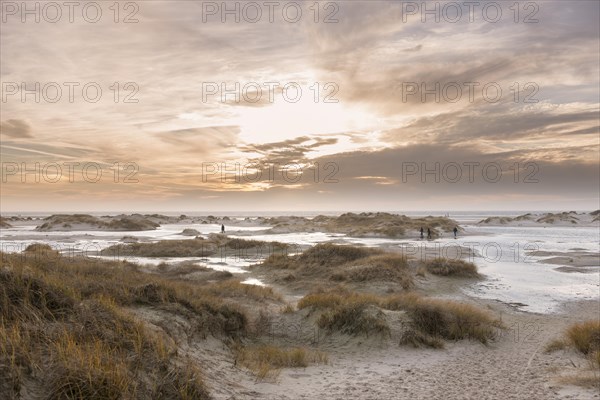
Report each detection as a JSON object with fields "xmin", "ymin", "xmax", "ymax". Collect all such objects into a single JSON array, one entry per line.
[{"xmin": 1, "ymin": 219, "xmax": 598, "ymax": 314}]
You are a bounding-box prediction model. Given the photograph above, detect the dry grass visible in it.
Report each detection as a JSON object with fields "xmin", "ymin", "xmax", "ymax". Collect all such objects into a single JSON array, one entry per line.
[
  {"xmin": 234, "ymin": 344, "xmax": 328, "ymax": 381},
  {"xmin": 566, "ymin": 321, "xmax": 600, "ymax": 359},
  {"xmin": 343, "ymin": 254, "xmax": 412, "ymax": 289},
  {"xmin": 425, "ymin": 258, "xmax": 479, "ymax": 278},
  {"xmin": 297, "ymin": 289, "xmax": 500, "ymax": 345},
  {"xmin": 259, "ymin": 243, "xmax": 378, "ymax": 270},
  {"xmin": 261, "ymin": 254, "xmax": 298, "ymax": 270},
  {"xmin": 545, "ymin": 320, "xmax": 600, "ymax": 389},
  {"xmin": 298, "ymin": 243, "xmax": 379, "ymax": 267},
  {"xmin": 36, "ymin": 214, "xmax": 160, "ymax": 231},
  {"xmin": 0, "ymin": 216, "xmax": 12, "ymax": 228},
  {"xmin": 556, "ymin": 374, "xmax": 600, "ymax": 390},
  {"xmin": 264, "ymin": 212, "xmax": 457, "ymax": 238},
  {"xmin": 101, "ymin": 237, "xmax": 215, "ymax": 257},
  {"xmin": 317, "ymin": 303, "xmax": 390, "ymax": 336},
  {"xmin": 205, "ymin": 280, "xmax": 283, "ymax": 302},
  {"xmin": 399, "ymin": 328, "xmax": 445, "ymax": 349},
  {"xmin": 544, "ymin": 339, "xmax": 567, "ymax": 353},
  {"xmin": 547, "ymin": 320, "xmax": 600, "ymax": 368},
  {"xmin": 257, "ymin": 244, "xmax": 414, "ymax": 290},
  {"xmin": 102, "ymin": 236, "xmax": 288, "ymax": 259},
  {"xmin": 297, "ymin": 289, "xmax": 389, "ymax": 336},
  {"xmin": 282, "ymin": 304, "xmax": 295, "ymax": 313},
  {"xmin": 399, "ymin": 296, "xmax": 501, "ymax": 344},
  {"xmin": 297, "ymin": 289, "xmax": 381, "ymax": 311},
  {"xmin": 0, "ymin": 246, "xmax": 268, "ymax": 398}
]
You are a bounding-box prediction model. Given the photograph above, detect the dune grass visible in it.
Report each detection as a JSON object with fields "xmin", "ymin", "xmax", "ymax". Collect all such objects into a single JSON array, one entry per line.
[
  {"xmin": 101, "ymin": 237, "xmax": 215, "ymax": 258},
  {"xmin": 233, "ymin": 344, "xmax": 328, "ymax": 381},
  {"xmin": 101, "ymin": 236, "xmax": 288, "ymax": 259},
  {"xmin": 566, "ymin": 321, "xmax": 600, "ymax": 360},
  {"xmin": 298, "ymin": 243, "xmax": 380, "ymax": 266},
  {"xmin": 545, "ymin": 320, "xmax": 600, "ymax": 389},
  {"xmin": 258, "ymin": 245, "xmax": 413, "ymax": 288},
  {"xmin": 297, "ymin": 288, "xmax": 501, "ymax": 345},
  {"xmin": 36, "ymin": 214, "xmax": 160, "ymax": 231},
  {"xmin": 317, "ymin": 303, "xmax": 390, "ymax": 336},
  {"xmin": 546, "ymin": 320, "xmax": 600, "ymax": 368},
  {"xmin": 260, "ymin": 254, "xmax": 298, "ymax": 269},
  {"xmin": 204, "ymin": 280, "xmax": 283, "ymax": 302},
  {"xmin": 343, "ymin": 254, "xmax": 412, "ymax": 288},
  {"xmin": 394, "ymin": 295, "xmax": 501, "ymax": 344},
  {"xmin": 0, "ymin": 245, "xmax": 263, "ymax": 398},
  {"xmin": 425, "ymin": 258, "xmax": 479, "ymax": 277}
]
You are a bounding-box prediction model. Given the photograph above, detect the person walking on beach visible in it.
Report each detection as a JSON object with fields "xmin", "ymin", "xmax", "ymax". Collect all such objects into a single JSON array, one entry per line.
[
  {"xmin": 427, "ymin": 228, "xmax": 432, "ymax": 239},
  {"xmin": 420, "ymin": 227, "xmax": 424, "ymax": 239},
  {"xmin": 453, "ymin": 226, "xmax": 458, "ymax": 238},
  {"xmin": 221, "ymin": 224, "xmax": 225, "ymax": 234}
]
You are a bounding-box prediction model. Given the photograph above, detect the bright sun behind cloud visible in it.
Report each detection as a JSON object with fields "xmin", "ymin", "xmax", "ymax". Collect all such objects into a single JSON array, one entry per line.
[{"xmin": 234, "ymin": 86, "xmax": 381, "ymax": 145}]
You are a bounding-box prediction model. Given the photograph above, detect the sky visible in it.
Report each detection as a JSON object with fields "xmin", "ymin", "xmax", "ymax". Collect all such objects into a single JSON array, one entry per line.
[{"xmin": 1, "ymin": 0, "xmax": 599, "ymax": 212}]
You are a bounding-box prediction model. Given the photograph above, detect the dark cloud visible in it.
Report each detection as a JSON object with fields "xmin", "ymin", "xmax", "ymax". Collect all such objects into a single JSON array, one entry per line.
[
  {"xmin": 240, "ymin": 136, "xmax": 338, "ymax": 165},
  {"xmin": 307, "ymin": 143, "xmax": 600, "ymax": 199},
  {"xmin": 382, "ymin": 107, "xmax": 600, "ymax": 145}
]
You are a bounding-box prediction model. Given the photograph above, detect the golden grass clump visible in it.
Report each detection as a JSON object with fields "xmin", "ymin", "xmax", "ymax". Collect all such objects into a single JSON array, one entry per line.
[
  {"xmin": 297, "ymin": 290, "xmax": 380, "ymax": 311},
  {"xmin": 298, "ymin": 243, "xmax": 379, "ymax": 267},
  {"xmin": 566, "ymin": 320, "xmax": 600, "ymax": 359},
  {"xmin": 545, "ymin": 320, "xmax": 600, "ymax": 389},
  {"xmin": 425, "ymin": 258, "xmax": 479, "ymax": 277},
  {"xmin": 344, "ymin": 254, "xmax": 412, "ymax": 289},
  {"xmin": 260, "ymin": 254, "xmax": 298, "ymax": 269},
  {"xmin": 317, "ymin": 303, "xmax": 390, "ymax": 336},
  {"xmin": 297, "ymin": 289, "xmax": 389, "ymax": 336},
  {"xmin": 298, "ymin": 289, "xmax": 501, "ymax": 345},
  {"xmin": 234, "ymin": 344, "xmax": 328, "ymax": 381},
  {"xmin": 399, "ymin": 297, "xmax": 501, "ymax": 344},
  {"xmin": 546, "ymin": 320, "xmax": 600, "ymax": 368}
]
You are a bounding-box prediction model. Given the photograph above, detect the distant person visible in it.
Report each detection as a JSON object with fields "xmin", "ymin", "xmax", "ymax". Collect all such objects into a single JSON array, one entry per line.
[
  {"xmin": 221, "ymin": 224, "xmax": 225, "ymax": 234},
  {"xmin": 427, "ymin": 228, "xmax": 432, "ymax": 239},
  {"xmin": 420, "ymin": 227, "xmax": 424, "ymax": 239},
  {"xmin": 453, "ymin": 226, "xmax": 458, "ymax": 238}
]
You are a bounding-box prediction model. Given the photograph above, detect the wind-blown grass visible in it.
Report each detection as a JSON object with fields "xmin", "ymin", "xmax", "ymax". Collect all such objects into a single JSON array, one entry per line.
[
  {"xmin": 425, "ymin": 258, "xmax": 479, "ymax": 277},
  {"xmin": 297, "ymin": 288, "xmax": 501, "ymax": 345},
  {"xmin": 0, "ymin": 246, "xmax": 257, "ymax": 398}
]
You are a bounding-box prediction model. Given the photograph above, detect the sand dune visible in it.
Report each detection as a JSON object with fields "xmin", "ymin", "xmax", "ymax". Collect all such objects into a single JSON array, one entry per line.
[{"xmin": 479, "ymin": 211, "xmax": 599, "ymax": 227}]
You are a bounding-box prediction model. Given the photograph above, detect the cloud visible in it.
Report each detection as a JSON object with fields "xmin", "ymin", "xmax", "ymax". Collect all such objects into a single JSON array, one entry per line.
[
  {"xmin": 0, "ymin": 1, "xmax": 598, "ymax": 210},
  {"xmin": 0, "ymin": 119, "xmax": 33, "ymax": 138},
  {"xmin": 240, "ymin": 136, "xmax": 339, "ymax": 165},
  {"xmin": 155, "ymin": 125, "xmax": 240, "ymax": 155}
]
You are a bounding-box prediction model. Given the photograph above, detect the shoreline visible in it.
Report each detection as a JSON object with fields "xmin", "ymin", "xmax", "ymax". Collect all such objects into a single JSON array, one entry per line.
[{"xmin": 1, "ymin": 215, "xmax": 598, "ymax": 399}]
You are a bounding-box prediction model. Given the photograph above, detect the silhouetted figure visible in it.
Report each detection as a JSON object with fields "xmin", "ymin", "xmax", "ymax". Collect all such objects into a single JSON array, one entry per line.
[
  {"xmin": 427, "ymin": 228, "xmax": 432, "ymax": 239},
  {"xmin": 420, "ymin": 227, "xmax": 424, "ymax": 239},
  {"xmin": 221, "ymin": 224, "xmax": 225, "ymax": 234},
  {"xmin": 453, "ymin": 226, "xmax": 458, "ymax": 238}
]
